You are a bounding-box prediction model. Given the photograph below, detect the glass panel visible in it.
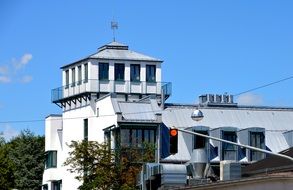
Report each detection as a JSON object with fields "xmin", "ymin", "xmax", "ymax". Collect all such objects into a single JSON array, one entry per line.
[
  {"xmin": 144, "ymin": 130, "xmax": 150, "ymax": 143},
  {"xmin": 131, "ymin": 64, "xmax": 140, "ymax": 82},
  {"xmin": 146, "ymin": 65, "xmax": 156, "ymax": 82},
  {"xmin": 84, "ymin": 119, "xmax": 88, "ymax": 141},
  {"xmin": 65, "ymin": 70, "xmax": 69, "ymax": 88},
  {"xmin": 45, "ymin": 151, "xmax": 57, "ymax": 168},
  {"xmin": 84, "ymin": 63, "xmax": 88, "ymax": 83},
  {"xmin": 78, "ymin": 65, "xmax": 82, "ymax": 85},
  {"xmin": 250, "ymin": 132, "xmax": 265, "ymax": 161},
  {"xmin": 71, "ymin": 68, "xmax": 75, "ymax": 87},
  {"xmin": 149, "ymin": 130, "xmax": 155, "ymax": 144},
  {"xmin": 120, "ymin": 129, "xmax": 130, "ymax": 147},
  {"xmin": 222, "ymin": 131, "xmax": 237, "ymax": 160},
  {"xmin": 137, "ymin": 129, "xmax": 142, "ymax": 148},
  {"xmin": 99, "ymin": 63, "xmax": 109, "ymax": 80},
  {"xmin": 115, "ymin": 63, "xmax": 125, "ymax": 81}
]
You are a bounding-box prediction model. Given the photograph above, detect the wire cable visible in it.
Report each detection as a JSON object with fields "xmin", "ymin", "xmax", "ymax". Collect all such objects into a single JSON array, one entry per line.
[{"xmin": 234, "ymin": 75, "xmax": 293, "ymax": 97}]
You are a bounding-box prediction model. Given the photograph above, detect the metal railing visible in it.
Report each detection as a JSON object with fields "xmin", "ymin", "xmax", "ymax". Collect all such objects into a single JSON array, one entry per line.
[{"xmin": 51, "ymin": 79, "xmax": 172, "ymax": 103}]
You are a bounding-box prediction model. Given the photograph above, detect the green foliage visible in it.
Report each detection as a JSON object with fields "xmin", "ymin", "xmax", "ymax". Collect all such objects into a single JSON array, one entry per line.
[
  {"xmin": 64, "ymin": 141, "xmax": 156, "ymax": 190},
  {"xmin": 0, "ymin": 129, "xmax": 45, "ymax": 190},
  {"xmin": 0, "ymin": 137, "xmax": 15, "ymax": 190}
]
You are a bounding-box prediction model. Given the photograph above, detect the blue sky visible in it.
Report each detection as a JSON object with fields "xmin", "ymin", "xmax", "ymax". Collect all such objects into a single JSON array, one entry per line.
[{"xmin": 1, "ymin": 0, "xmax": 293, "ymax": 139}]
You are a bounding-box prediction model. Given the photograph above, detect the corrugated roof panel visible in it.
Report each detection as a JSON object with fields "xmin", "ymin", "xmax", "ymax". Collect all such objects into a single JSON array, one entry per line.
[{"xmin": 118, "ymin": 102, "xmax": 157, "ymax": 121}]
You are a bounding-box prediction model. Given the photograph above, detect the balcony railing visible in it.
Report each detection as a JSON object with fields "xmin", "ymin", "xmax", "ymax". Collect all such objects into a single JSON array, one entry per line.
[{"xmin": 51, "ymin": 79, "xmax": 172, "ymax": 103}]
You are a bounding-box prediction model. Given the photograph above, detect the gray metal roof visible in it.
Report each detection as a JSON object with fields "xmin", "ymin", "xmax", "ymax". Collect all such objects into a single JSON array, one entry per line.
[
  {"xmin": 61, "ymin": 41, "xmax": 162, "ymax": 69},
  {"xmin": 162, "ymin": 105, "xmax": 293, "ymax": 162},
  {"xmin": 90, "ymin": 41, "xmax": 162, "ymax": 62},
  {"xmin": 113, "ymin": 99, "xmax": 161, "ymax": 121}
]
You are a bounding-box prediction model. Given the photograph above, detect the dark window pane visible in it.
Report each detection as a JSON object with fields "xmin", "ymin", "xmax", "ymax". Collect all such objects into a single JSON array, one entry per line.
[
  {"xmin": 121, "ymin": 129, "xmax": 130, "ymax": 147},
  {"xmin": 45, "ymin": 151, "xmax": 57, "ymax": 168},
  {"xmin": 99, "ymin": 63, "xmax": 109, "ymax": 80},
  {"xmin": 84, "ymin": 119, "xmax": 88, "ymax": 141},
  {"xmin": 65, "ymin": 70, "xmax": 69, "ymax": 88},
  {"xmin": 78, "ymin": 66, "xmax": 82, "ymax": 85},
  {"xmin": 84, "ymin": 64, "xmax": 88, "ymax": 83},
  {"xmin": 71, "ymin": 68, "xmax": 75, "ymax": 87},
  {"xmin": 115, "ymin": 63, "xmax": 125, "ymax": 81},
  {"xmin": 194, "ymin": 131, "xmax": 207, "ymax": 149},
  {"xmin": 146, "ymin": 65, "xmax": 156, "ymax": 82},
  {"xmin": 222, "ymin": 131, "xmax": 237, "ymax": 160},
  {"xmin": 131, "ymin": 64, "xmax": 140, "ymax": 81},
  {"xmin": 250, "ymin": 132, "xmax": 265, "ymax": 161}
]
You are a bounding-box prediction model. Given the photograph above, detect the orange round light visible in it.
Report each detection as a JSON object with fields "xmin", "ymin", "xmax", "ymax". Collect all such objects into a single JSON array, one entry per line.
[{"xmin": 170, "ymin": 129, "xmax": 178, "ymax": 136}]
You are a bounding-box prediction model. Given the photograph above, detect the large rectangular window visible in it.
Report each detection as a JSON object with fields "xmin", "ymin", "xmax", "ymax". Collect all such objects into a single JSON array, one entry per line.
[
  {"xmin": 222, "ymin": 131, "xmax": 237, "ymax": 160},
  {"xmin": 250, "ymin": 132, "xmax": 265, "ymax": 161},
  {"xmin": 45, "ymin": 151, "xmax": 57, "ymax": 169},
  {"xmin": 84, "ymin": 119, "xmax": 88, "ymax": 141},
  {"xmin": 130, "ymin": 64, "xmax": 140, "ymax": 82},
  {"xmin": 146, "ymin": 65, "xmax": 156, "ymax": 82},
  {"xmin": 77, "ymin": 65, "xmax": 82, "ymax": 85},
  {"xmin": 65, "ymin": 70, "xmax": 69, "ymax": 88},
  {"xmin": 71, "ymin": 68, "xmax": 75, "ymax": 87},
  {"xmin": 115, "ymin": 63, "xmax": 125, "ymax": 81},
  {"xmin": 120, "ymin": 128, "xmax": 156, "ymax": 148},
  {"xmin": 99, "ymin": 63, "xmax": 109, "ymax": 80},
  {"xmin": 84, "ymin": 63, "xmax": 88, "ymax": 83}
]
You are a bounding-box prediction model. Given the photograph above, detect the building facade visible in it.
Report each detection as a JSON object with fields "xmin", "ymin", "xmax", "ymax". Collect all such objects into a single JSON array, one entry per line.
[{"xmin": 42, "ymin": 41, "xmax": 293, "ymax": 190}]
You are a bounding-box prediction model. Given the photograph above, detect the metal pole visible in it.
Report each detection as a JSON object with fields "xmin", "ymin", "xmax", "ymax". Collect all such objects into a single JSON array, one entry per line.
[{"xmin": 177, "ymin": 128, "xmax": 293, "ymax": 162}]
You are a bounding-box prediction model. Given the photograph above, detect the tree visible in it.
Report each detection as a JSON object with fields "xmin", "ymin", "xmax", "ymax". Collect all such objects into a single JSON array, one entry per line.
[
  {"xmin": 0, "ymin": 134, "xmax": 15, "ymax": 190},
  {"xmin": 8, "ymin": 130, "xmax": 45, "ymax": 190},
  {"xmin": 64, "ymin": 141, "xmax": 156, "ymax": 190}
]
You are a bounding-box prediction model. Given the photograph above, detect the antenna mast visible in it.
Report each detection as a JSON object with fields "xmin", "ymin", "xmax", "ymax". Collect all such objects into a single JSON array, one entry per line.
[{"xmin": 111, "ymin": 21, "xmax": 118, "ymax": 42}]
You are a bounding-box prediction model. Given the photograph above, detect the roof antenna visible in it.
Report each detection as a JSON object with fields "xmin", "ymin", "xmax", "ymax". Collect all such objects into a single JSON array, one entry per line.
[{"xmin": 111, "ymin": 21, "xmax": 118, "ymax": 42}]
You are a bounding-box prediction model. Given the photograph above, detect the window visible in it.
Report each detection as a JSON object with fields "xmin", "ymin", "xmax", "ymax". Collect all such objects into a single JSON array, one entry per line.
[
  {"xmin": 65, "ymin": 70, "xmax": 69, "ymax": 88},
  {"xmin": 99, "ymin": 63, "xmax": 109, "ymax": 80},
  {"xmin": 42, "ymin": 184, "xmax": 48, "ymax": 190},
  {"xmin": 84, "ymin": 63, "xmax": 88, "ymax": 83},
  {"xmin": 84, "ymin": 119, "xmax": 88, "ymax": 141},
  {"xmin": 51, "ymin": 180, "xmax": 62, "ymax": 190},
  {"xmin": 194, "ymin": 131, "xmax": 208, "ymax": 149},
  {"xmin": 115, "ymin": 63, "xmax": 125, "ymax": 81},
  {"xmin": 71, "ymin": 68, "xmax": 75, "ymax": 87},
  {"xmin": 250, "ymin": 132, "xmax": 265, "ymax": 161},
  {"xmin": 130, "ymin": 64, "xmax": 140, "ymax": 82},
  {"xmin": 45, "ymin": 151, "xmax": 57, "ymax": 169},
  {"xmin": 120, "ymin": 128, "xmax": 156, "ymax": 148},
  {"xmin": 222, "ymin": 131, "xmax": 237, "ymax": 160},
  {"xmin": 77, "ymin": 65, "xmax": 82, "ymax": 85},
  {"xmin": 146, "ymin": 65, "xmax": 156, "ymax": 82}
]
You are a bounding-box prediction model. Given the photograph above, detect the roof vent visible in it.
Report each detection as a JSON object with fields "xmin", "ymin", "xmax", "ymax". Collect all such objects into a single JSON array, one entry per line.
[{"xmin": 199, "ymin": 94, "xmax": 237, "ymax": 107}]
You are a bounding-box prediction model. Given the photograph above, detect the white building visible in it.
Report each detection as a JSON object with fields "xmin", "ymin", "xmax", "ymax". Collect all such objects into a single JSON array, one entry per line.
[
  {"xmin": 43, "ymin": 41, "xmax": 293, "ymax": 190},
  {"xmin": 42, "ymin": 41, "xmax": 171, "ymax": 190}
]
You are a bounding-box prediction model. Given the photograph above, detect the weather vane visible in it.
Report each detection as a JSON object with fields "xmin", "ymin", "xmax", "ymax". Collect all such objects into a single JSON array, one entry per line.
[{"xmin": 111, "ymin": 21, "xmax": 118, "ymax": 42}]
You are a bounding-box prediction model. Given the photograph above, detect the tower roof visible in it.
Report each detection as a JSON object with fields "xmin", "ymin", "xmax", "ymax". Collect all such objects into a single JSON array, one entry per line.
[
  {"xmin": 61, "ymin": 41, "xmax": 162, "ymax": 69},
  {"xmin": 90, "ymin": 41, "xmax": 162, "ymax": 62}
]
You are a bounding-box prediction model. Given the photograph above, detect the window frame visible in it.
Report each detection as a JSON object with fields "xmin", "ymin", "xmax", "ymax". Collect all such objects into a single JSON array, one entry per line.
[
  {"xmin": 84, "ymin": 63, "xmax": 88, "ymax": 83},
  {"xmin": 45, "ymin": 150, "xmax": 57, "ymax": 169},
  {"xmin": 130, "ymin": 64, "xmax": 141, "ymax": 82},
  {"xmin": 65, "ymin": 70, "xmax": 69, "ymax": 89},
  {"xmin": 250, "ymin": 131, "xmax": 265, "ymax": 161},
  {"xmin": 84, "ymin": 119, "xmax": 88, "ymax": 141},
  {"xmin": 99, "ymin": 62, "xmax": 109, "ymax": 81},
  {"xmin": 222, "ymin": 131, "xmax": 237, "ymax": 160},
  {"xmin": 146, "ymin": 65, "xmax": 156, "ymax": 82},
  {"xmin": 77, "ymin": 65, "xmax": 82, "ymax": 85},
  {"xmin": 71, "ymin": 68, "xmax": 76, "ymax": 87},
  {"xmin": 114, "ymin": 63, "xmax": 125, "ymax": 81}
]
